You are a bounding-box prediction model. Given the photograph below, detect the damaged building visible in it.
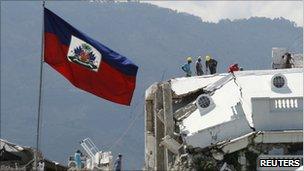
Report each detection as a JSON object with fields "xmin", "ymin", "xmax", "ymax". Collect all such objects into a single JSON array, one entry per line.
[
  {"xmin": 0, "ymin": 139, "xmax": 67, "ymax": 170},
  {"xmin": 144, "ymin": 49, "xmax": 303, "ymax": 170}
]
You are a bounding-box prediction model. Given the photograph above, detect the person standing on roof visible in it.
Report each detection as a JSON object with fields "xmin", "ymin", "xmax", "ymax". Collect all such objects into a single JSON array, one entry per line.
[
  {"xmin": 114, "ymin": 153, "xmax": 122, "ymax": 171},
  {"xmin": 228, "ymin": 63, "xmax": 240, "ymax": 73},
  {"xmin": 282, "ymin": 53, "xmax": 294, "ymax": 68},
  {"xmin": 181, "ymin": 57, "xmax": 192, "ymax": 77},
  {"xmin": 205, "ymin": 55, "xmax": 218, "ymax": 74},
  {"xmin": 195, "ymin": 56, "xmax": 204, "ymax": 76}
]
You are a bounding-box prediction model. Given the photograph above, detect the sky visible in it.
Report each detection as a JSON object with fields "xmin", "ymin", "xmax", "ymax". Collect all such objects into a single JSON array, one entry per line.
[{"xmin": 146, "ymin": 1, "xmax": 303, "ymax": 27}]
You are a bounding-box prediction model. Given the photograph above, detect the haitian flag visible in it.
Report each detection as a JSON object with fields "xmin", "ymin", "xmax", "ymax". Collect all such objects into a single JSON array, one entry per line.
[{"xmin": 44, "ymin": 8, "xmax": 138, "ymax": 106}]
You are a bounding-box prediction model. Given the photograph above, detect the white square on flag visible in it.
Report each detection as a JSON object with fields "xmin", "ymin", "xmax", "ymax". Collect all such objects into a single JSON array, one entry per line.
[{"xmin": 67, "ymin": 35, "xmax": 102, "ymax": 72}]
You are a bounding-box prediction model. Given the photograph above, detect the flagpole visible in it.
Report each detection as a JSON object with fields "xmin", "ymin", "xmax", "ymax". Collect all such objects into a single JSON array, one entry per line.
[{"xmin": 34, "ymin": 0, "xmax": 45, "ymax": 169}]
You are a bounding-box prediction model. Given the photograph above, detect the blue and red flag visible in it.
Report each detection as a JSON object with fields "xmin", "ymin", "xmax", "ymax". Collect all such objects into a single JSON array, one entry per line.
[{"xmin": 44, "ymin": 8, "xmax": 138, "ymax": 105}]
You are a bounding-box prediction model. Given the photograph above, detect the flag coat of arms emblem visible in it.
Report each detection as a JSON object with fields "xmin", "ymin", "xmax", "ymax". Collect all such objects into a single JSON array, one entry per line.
[
  {"xmin": 44, "ymin": 8, "xmax": 138, "ymax": 105},
  {"xmin": 67, "ymin": 36, "xmax": 102, "ymax": 72}
]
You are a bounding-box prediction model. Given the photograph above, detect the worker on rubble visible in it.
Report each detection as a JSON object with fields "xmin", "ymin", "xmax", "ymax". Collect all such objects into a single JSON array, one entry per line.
[
  {"xmin": 282, "ymin": 53, "xmax": 294, "ymax": 68},
  {"xmin": 228, "ymin": 63, "xmax": 240, "ymax": 73},
  {"xmin": 181, "ymin": 56, "xmax": 192, "ymax": 77},
  {"xmin": 114, "ymin": 153, "xmax": 122, "ymax": 171},
  {"xmin": 195, "ymin": 56, "xmax": 204, "ymax": 76},
  {"xmin": 205, "ymin": 55, "xmax": 218, "ymax": 74},
  {"xmin": 75, "ymin": 150, "xmax": 82, "ymax": 169}
]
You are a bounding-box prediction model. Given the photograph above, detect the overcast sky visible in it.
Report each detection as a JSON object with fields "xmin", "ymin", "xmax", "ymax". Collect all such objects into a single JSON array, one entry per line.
[{"xmin": 146, "ymin": 1, "xmax": 303, "ymax": 27}]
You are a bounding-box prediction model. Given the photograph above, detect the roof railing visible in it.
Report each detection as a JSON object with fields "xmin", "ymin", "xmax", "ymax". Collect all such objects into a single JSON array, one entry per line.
[{"xmin": 80, "ymin": 138, "xmax": 99, "ymax": 159}]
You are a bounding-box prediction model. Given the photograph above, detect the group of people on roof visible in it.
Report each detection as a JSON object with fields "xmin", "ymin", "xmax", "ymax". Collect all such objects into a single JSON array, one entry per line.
[
  {"xmin": 181, "ymin": 55, "xmax": 244, "ymax": 77},
  {"xmin": 181, "ymin": 52, "xmax": 296, "ymax": 77},
  {"xmin": 181, "ymin": 55, "xmax": 218, "ymax": 77}
]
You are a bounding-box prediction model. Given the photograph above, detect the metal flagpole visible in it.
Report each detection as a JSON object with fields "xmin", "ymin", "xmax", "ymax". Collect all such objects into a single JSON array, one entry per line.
[
  {"xmin": 0, "ymin": 97, "xmax": 1, "ymax": 139},
  {"xmin": 34, "ymin": 1, "xmax": 45, "ymax": 170}
]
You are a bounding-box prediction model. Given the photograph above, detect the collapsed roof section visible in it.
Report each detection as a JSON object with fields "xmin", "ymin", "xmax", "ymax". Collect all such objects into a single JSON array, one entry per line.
[
  {"xmin": 178, "ymin": 68, "xmax": 303, "ymax": 149},
  {"xmin": 170, "ymin": 74, "xmax": 227, "ymax": 98},
  {"xmin": 0, "ymin": 139, "xmax": 67, "ymax": 170},
  {"xmin": 144, "ymin": 68, "xmax": 303, "ymax": 170}
]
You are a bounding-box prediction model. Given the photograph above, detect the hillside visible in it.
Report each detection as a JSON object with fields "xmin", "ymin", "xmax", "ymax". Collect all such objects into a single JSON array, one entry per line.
[{"xmin": 1, "ymin": 1, "xmax": 302, "ymax": 169}]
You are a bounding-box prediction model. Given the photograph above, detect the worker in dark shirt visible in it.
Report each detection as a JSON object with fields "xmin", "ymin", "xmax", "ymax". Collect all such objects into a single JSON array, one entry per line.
[
  {"xmin": 114, "ymin": 154, "xmax": 122, "ymax": 171},
  {"xmin": 195, "ymin": 56, "xmax": 204, "ymax": 76},
  {"xmin": 282, "ymin": 53, "xmax": 294, "ymax": 68},
  {"xmin": 205, "ymin": 55, "xmax": 218, "ymax": 74}
]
